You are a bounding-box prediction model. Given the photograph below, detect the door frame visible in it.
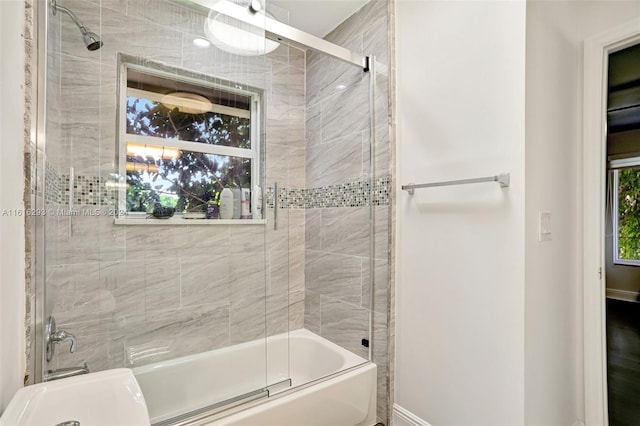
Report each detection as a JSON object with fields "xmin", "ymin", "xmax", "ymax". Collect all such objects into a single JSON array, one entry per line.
[{"xmin": 582, "ymin": 17, "xmax": 640, "ymax": 426}]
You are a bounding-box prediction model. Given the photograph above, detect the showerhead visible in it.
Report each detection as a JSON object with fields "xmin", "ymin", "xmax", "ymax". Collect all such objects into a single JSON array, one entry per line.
[
  {"xmin": 51, "ymin": 0, "xmax": 103, "ymax": 51},
  {"xmin": 81, "ymin": 30, "xmax": 103, "ymax": 51}
]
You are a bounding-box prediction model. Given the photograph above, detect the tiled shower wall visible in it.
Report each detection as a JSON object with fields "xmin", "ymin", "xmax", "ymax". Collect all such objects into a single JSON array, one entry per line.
[
  {"xmin": 43, "ymin": 0, "xmax": 391, "ymax": 421},
  {"xmin": 46, "ymin": 0, "xmax": 305, "ymax": 371},
  {"xmin": 303, "ymin": 0, "xmax": 391, "ymax": 422}
]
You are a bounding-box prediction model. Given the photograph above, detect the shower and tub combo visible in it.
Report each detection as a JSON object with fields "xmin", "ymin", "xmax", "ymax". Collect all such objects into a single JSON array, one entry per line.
[{"xmin": 26, "ymin": 0, "xmax": 391, "ymax": 424}]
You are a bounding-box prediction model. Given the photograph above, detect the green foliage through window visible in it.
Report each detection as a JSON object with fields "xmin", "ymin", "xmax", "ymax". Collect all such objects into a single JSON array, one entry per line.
[
  {"xmin": 616, "ymin": 167, "xmax": 640, "ymax": 261},
  {"xmin": 121, "ymin": 66, "xmax": 257, "ymax": 215}
]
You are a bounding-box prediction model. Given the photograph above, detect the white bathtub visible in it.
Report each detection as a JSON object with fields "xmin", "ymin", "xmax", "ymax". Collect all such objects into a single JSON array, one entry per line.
[{"xmin": 133, "ymin": 329, "xmax": 376, "ymax": 426}]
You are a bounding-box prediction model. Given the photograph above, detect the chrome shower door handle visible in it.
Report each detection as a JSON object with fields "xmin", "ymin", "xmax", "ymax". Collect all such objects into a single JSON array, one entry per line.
[{"xmin": 273, "ymin": 182, "xmax": 278, "ymax": 230}]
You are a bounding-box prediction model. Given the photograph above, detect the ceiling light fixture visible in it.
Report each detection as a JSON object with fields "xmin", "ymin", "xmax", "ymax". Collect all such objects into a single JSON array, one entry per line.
[
  {"xmin": 160, "ymin": 92, "xmax": 213, "ymax": 114},
  {"xmin": 204, "ymin": 0, "xmax": 280, "ymax": 56},
  {"xmin": 192, "ymin": 37, "xmax": 212, "ymax": 48}
]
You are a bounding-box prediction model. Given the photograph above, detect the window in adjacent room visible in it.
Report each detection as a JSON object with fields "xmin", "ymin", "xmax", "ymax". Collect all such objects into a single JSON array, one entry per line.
[{"xmin": 613, "ymin": 161, "xmax": 640, "ymax": 265}]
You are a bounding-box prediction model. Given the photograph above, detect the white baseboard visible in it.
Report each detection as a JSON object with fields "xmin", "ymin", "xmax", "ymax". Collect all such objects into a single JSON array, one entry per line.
[
  {"xmin": 606, "ymin": 288, "xmax": 639, "ymax": 302},
  {"xmin": 392, "ymin": 404, "xmax": 431, "ymax": 426}
]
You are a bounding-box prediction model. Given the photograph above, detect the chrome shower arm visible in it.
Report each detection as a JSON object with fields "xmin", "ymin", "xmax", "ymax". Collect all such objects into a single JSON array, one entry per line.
[
  {"xmin": 49, "ymin": 0, "xmax": 103, "ymax": 51},
  {"xmin": 50, "ymin": 0, "xmax": 89, "ymax": 35}
]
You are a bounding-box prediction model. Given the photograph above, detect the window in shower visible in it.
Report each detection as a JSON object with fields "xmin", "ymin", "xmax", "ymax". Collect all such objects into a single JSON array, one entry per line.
[{"xmin": 117, "ymin": 56, "xmax": 262, "ymax": 219}]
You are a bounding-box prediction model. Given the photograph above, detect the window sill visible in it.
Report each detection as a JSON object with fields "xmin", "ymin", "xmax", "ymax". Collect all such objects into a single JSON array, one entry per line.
[
  {"xmin": 114, "ymin": 217, "xmax": 267, "ymax": 226},
  {"xmin": 613, "ymin": 259, "xmax": 640, "ymax": 267}
]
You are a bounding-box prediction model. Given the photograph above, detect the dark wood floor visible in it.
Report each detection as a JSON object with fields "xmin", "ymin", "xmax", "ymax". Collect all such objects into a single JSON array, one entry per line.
[{"xmin": 607, "ymin": 298, "xmax": 640, "ymax": 426}]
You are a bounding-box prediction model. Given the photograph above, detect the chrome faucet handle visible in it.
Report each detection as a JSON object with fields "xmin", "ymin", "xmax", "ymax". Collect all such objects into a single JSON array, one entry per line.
[{"xmin": 51, "ymin": 330, "xmax": 77, "ymax": 353}]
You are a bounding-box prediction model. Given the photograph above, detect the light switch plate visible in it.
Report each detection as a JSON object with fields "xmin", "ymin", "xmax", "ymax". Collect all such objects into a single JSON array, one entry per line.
[{"xmin": 539, "ymin": 211, "xmax": 552, "ymax": 242}]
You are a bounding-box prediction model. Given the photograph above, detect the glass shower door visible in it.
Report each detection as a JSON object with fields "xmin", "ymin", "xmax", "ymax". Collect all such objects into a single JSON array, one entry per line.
[{"xmin": 37, "ymin": 0, "xmax": 284, "ymax": 422}]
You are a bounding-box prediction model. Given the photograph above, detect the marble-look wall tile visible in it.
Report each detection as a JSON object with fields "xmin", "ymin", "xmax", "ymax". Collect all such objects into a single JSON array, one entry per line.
[
  {"xmin": 376, "ymin": 362, "xmax": 389, "ymax": 421},
  {"xmin": 229, "ymin": 295, "xmax": 266, "ymax": 345},
  {"xmin": 97, "ymin": 215, "xmax": 126, "ymax": 262},
  {"xmin": 180, "ymin": 225, "xmax": 231, "ymax": 258},
  {"xmin": 180, "ymin": 254, "xmax": 231, "ymax": 308},
  {"xmin": 181, "ymin": 33, "xmax": 271, "ymax": 90},
  {"xmin": 305, "ymin": 0, "xmax": 391, "ymax": 422},
  {"xmin": 362, "ymin": 124, "xmax": 391, "ymax": 179},
  {"xmin": 97, "ymin": 257, "xmax": 182, "ymax": 317},
  {"xmin": 306, "ymin": 53, "xmax": 364, "ymax": 109},
  {"xmin": 50, "ymin": 212, "xmax": 125, "ymax": 264},
  {"xmin": 99, "ymin": 260, "xmax": 148, "ymax": 317},
  {"xmin": 287, "ymin": 146, "xmax": 306, "ymax": 188},
  {"xmin": 267, "ymin": 249, "xmax": 288, "ymax": 295},
  {"xmin": 144, "ymin": 259, "xmax": 182, "ymax": 313},
  {"xmin": 84, "ymin": 0, "xmax": 127, "ymax": 14},
  {"xmin": 304, "ymin": 209, "xmax": 322, "ymax": 250},
  {"xmin": 305, "ymin": 102, "xmax": 322, "ymax": 148},
  {"xmin": 375, "ymin": 205, "xmax": 390, "ymax": 260},
  {"xmin": 58, "ymin": 55, "xmax": 117, "ymax": 176},
  {"xmin": 288, "ymin": 248, "xmax": 305, "ymax": 295},
  {"xmin": 361, "ymin": 258, "xmax": 388, "ymax": 315},
  {"xmin": 126, "ymin": 0, "xmax": 201, "ymax": 33},
  {"xmin": 374, "ymin": 71, "xmax": 390, "ymax": 129},
  {"xmin": 229, "ymin": 225, "xmax": 265, "ymax": 255},
  {"xmin": 304, "ymin": 290, "xmax": 321, "ymax": 334},
  {"xmin": 267, "ymin": 92, "xmax": 304, "ymax": 147},
  {"xmin": 267, "ymin": 44, "xmax": 305, "ymax": 71},
  {"xmin": 266, "ymin": 292, "xmax": 289, "ymax": 336},
  {"xmin": 272, "ymin": 60, "xmax": 304, "ymax": 98},
  {"xmin": 323, "ymin": 0, "xmax": 386, "ymax": 50},
  {"xmin": 54, "ymin": 318, "xmax": 125, "ymax": 373},
  {"xmin": 124, "ymin": 224, "xmax": 190, "ymax": 261},
  {"xmin": 324, "ymin": 207, "xmax": 369, "ymax": 256},
  {"xmin": 364, "ymin": 17, "xmax": 389, "ymax": 69},
  {"xmin": 304, "ymin": 207, "xmax": 370, "ymax": 257},
  {"xmin": 124, "ymin": 303, "xmax": 230, "ymax": 367},
  {"xmin": 265, "ymin": 143, "xmax": 305, "ymax": 190},
  {"xmin": 288, "ymin": 210, "xmax": 305, "ymax": 247},
  {"xmin": 59, "ymin": 55, "xmax": 114, "ymax": 114},
  {"xmin": 288, "ymin": 289, "xmax": 305, "ymax": 330},
  {"xmin": 47, "ymin": 262, "xmax": 101, "ymax": 324},
  {"xmin": 306, "ymin": 132, "xmax": 364, "ymax": 188},
  {"xmin": 321, "ymin": 79, "xmax": 369, "ymax": 143},
  {"xmin": 268, "ymin": 247, "xmax": 304, "ymax": 294},
  {"xmin": 305, "ymin": 250, "xmax": 361, "ymax": 305},
  {"xmin": 372, "ymin": 310, "xmax": 389, "ymax": 421},
  {"xmin": 319, "ymin": 296, "xmax": 369, "ymax": 359},
  {"xmin": 229, "ymin": 254, "xmax": 266, "ymax": 298}
]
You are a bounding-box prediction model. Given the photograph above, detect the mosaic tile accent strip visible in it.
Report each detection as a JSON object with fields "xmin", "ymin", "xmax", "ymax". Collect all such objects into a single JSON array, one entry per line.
[
  {"xmin": 61, "ymin": 175, "xmax": 119, "ymax": 206},
  {"xmin": 265, "ymin": 176, "xmax": 390, "ymax": 209},
  {"xmin": 45, "ymin": 170, "xmax": 390, "ymax": 209},
  {"xmin": 44, "ymin": 162, "xmax": 61, "ymax": 203}
]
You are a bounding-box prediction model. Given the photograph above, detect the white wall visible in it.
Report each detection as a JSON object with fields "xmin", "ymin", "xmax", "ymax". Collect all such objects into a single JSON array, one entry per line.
[
  {"xmin": 396, "ymin": 1, "xmax": 640, "ymax": 425},
  {"xmin": 0, "ymin": 0, "xmax": 26, "ymax": 413},
  {"xmin": 525, "ymin": 1, "xmax": 640, "ymax": 425},
  {"xmin": 395, "ymin": 1, "xmax": 527, "ymax": 425}
]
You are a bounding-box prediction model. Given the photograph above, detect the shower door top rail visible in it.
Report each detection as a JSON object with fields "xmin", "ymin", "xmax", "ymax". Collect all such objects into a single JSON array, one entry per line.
[
  {"xmin": 189, "ymin": 0, "xmax": 369, "ymax": 70},
  {"xmin": 402, "ymin": 173, "xmax": 510, "ymax": 195}
]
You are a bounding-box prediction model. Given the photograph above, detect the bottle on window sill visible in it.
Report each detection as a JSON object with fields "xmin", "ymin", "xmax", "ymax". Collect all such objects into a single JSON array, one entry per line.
[
  {"xmin": 206, "ymin": 201, "xmax": 219, "ymax": 219},
  {"xmin": 219, "ymin": 188, "xmax": 234, "ymax": 219}
]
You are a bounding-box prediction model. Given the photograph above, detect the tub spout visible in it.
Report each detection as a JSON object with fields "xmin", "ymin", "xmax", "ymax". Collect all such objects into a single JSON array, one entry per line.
[{"xmin": 44, "ymin": 363, "xmax": 89, "ymax": 381}]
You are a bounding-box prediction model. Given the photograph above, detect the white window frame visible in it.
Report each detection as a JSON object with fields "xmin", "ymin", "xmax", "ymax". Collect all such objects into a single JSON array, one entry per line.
[
  {"xmin": 612, "ymin": 158, "xmax": 640, "ymax": 266},
  {"xmin": 116, "ymin": 55, "xmax": 262, "ymax": 222}
]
